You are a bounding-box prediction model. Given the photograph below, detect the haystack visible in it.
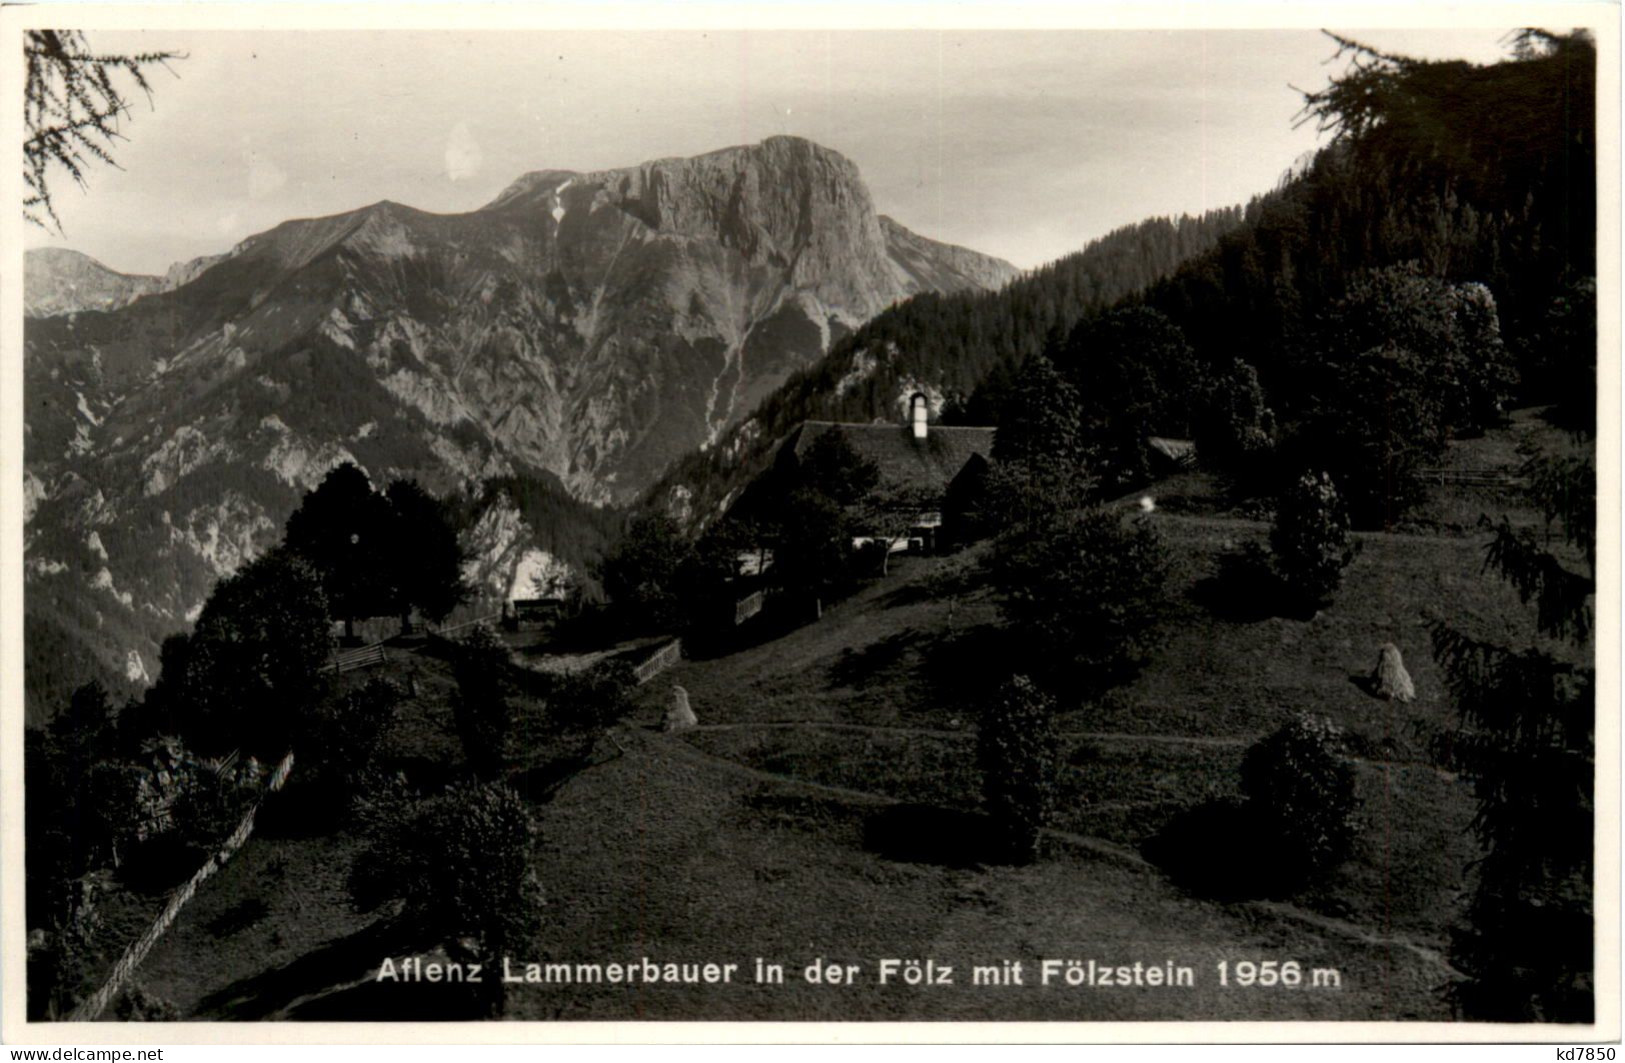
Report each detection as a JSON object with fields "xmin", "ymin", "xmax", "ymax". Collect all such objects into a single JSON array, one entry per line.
[
  {"xmin": 1370, "ymin": 643, "xmax": 1416, "ymax": 703},
  {"xmin": 664, "ymin": 684, "xmax": 697, "ymax": 732}
]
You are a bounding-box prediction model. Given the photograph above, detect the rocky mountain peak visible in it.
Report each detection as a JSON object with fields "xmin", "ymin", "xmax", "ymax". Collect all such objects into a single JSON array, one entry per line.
[
  {"xmin": 24, "ymin": 248, "xmax": 163, "ymax": 318},
  {"xmin": 23, "ymin": 137, "xmax": 1017, "ymax": 717}
]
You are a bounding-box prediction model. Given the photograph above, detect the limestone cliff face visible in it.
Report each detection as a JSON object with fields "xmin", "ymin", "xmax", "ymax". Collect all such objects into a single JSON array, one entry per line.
[
  {"xmin": 470, "ymin": 136, "xmax": 1018, "ymax": 493},
  {"xmin": 23, "ymin": 136, "xmax": 1014, "ymax": 718}
]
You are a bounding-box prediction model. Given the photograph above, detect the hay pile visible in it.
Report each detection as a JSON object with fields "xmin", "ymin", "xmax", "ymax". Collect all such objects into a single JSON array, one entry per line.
[
  {"xmin": 664, "ymin": 684, "xmax": 697, "ymax": 732},
  {"xmin": 1371, "ymin": 643, "xmax": 1416, "ymax": 703}
]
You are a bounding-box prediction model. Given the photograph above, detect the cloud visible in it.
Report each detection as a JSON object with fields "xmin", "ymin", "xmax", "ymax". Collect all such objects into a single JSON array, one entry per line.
[{"xmin": 445, "ymin": 121, "xmax": 484, "ymax": 182}]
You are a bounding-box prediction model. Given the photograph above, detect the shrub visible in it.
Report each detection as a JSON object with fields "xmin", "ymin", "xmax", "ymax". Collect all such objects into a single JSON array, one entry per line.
[
  {"xmin": 114, "ymin": 984, "xmax": 182, "ymax": 1022},
  {"xmin": 348, "ymin": 782, "xmax": 542, "ymax": 1015},
  {"xmin": 1239, "ymin": 713, "xmax": 1361, "ymax": 879},
  {"xmin": 83, "ymin": 761, "xmax": 147, "ymax": 867},
  {"xmin": 546, "ymin": 659, "xmax": 636, "ymax": 737},
  {"xmin": 451, "ymin": 625, "xmax": 512, "ymax": 779},
  {"xmin": 323, "ymin": 679, "xmax": 399, "ymax": 771},
  {"xmin": 987, "ymin": 508, "xmax": 1171, "ymax": 696},
  {"xmin": 1144, "ymin": 798, "xmax": 1281, "ymax": 900},
  {"xmin": 1270, "ymin": 471, "xmax": 1359, "ymax": 611},
  {"xmin": 284, "ymin": 679, "xmax": 401, "ymax": 821},
  {"xmin": 169, "ymin": 757, "xmax": 264, "ymax": 851},
  {"xmin": 27, "ymin": 879, "xmax": 102, "ymax": 1019},
  {"xmin": 976, "ymin": 675, "xmax": 1060, "ymax": 864}
]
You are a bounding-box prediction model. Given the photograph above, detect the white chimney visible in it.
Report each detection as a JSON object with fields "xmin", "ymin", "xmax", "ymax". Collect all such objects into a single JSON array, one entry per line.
[{"xmin": 910, "ymin": 393, "xmax": 928, "ymax": 440}]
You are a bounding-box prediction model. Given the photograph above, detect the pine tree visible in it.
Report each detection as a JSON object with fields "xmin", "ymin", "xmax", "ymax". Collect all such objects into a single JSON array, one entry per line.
[{"xmin": 1430, "ymin": 442, "xmax": 1594, "ymax": 1021}]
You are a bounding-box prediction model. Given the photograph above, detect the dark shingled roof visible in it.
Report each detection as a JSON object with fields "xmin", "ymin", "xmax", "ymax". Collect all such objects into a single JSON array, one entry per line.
[{"xmin": 784, "ymin": 421, "xmax": 997, "ymax": 500}]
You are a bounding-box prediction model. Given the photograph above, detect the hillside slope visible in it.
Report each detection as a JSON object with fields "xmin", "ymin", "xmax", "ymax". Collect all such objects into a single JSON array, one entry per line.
[{"xmin": 124, "ymin": 433, "xmax": 1564, "ymax": 1020}]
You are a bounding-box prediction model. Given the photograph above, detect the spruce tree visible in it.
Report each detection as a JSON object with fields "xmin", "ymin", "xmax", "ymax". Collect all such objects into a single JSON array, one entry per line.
[{"xmin": 1430, "ymin": 443, "xmax": 1594, "ymax": 1021}]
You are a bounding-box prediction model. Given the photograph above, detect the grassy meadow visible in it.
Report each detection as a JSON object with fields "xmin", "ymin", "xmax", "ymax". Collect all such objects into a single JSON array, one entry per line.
[{"xmin": 119, "ymin": 408, "xmax": 1583, "ymax": 1022}]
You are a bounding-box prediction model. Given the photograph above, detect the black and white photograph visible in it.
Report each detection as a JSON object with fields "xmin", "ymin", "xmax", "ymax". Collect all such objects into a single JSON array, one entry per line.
[{"xmin": 2, "ymin": 2, "xmax": 1617, "ymax": 1042}]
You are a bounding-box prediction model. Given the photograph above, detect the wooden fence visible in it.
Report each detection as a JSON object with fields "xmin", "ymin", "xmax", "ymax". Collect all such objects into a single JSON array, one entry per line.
[
  {"xmin": 327, "ymin": 642, "xmax": 387, "ymax": 674},
  {"xmin": 734, "ymin": 590, "xmax": 766, "ymax": 626},
  {"xmin": 633, "ymin": 639, "xmax": 683, "ymax": 685},
  {"xmin": 68, "ymin": 752, "xmax": 295, "ymax": 1022},
  {"xmin": 325, "ymin": 610, "xmax": 503, "ymax": 674},
  {"xmin": 427, "ymin": 611, "xmax": 501, "ymax": 640},
  {"xmin": 1416, "ymin": 467, "xmax": 1526, "ymax": 489}
]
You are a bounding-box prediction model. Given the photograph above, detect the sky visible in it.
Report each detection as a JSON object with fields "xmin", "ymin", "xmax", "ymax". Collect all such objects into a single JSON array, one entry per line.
[{"xmin": 23, "ymin": 27, "xmax": 1520, "ymax": 274}]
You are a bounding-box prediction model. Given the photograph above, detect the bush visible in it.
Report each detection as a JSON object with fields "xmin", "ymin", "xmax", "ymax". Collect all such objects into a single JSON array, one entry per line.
[
  {"xmin": 1144, "ymin": 798, "xmax": 1281, "ymax": 900},
  {"xmin": 986, "ymin": 508, "xmax": 1171, "ymax": 697},
  {"xmin": 114, "ymin": 984, "xmax": 182, "ymax": 1021},
  {"xmin": 546, "ymin": 659, "xmax": 635, "ymax": 734},
  {"xmin": 283, "ymin": 679, "xmax": 401, "ymax": 822},
  {"xmin": 1270, "ymin": 471, "xmax": 1358, "ymax": 611},
  {"xmin": 348, "ymin": 782, "xmax": 542, "ymax": 1015},
  {"xmin": 976, "ymin": 675, "xmax": 1060, "ymax": 864},
  {"xmin": 169, "ymin": 757, "xmax": 264, "ymax": 851},
  {"xmin": 451, "ymin": 626, "xmax": 512, "ymax": 779},
  {"xmin": 27, "ymin": 879, "xmax": 102, "ymax": 1019},
  {"xmin": 1239, "ymin": 713, "xmax": 1361, "ymax": 879}
]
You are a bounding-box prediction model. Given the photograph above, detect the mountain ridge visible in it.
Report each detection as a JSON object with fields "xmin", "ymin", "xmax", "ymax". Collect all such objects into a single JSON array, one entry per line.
[
  {"xmin": 23, "ymin": 135, "xmax": 1017, "ymax": 720},
  {"xmin": 24, "ymin": 248, "xmax": 164, "ymax": 317}
]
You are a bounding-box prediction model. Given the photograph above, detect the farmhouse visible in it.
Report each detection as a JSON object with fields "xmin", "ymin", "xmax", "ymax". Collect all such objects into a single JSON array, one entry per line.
[{"xmin": 778, "ymin": 394, "xmax": 996, "ymax": 552}]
